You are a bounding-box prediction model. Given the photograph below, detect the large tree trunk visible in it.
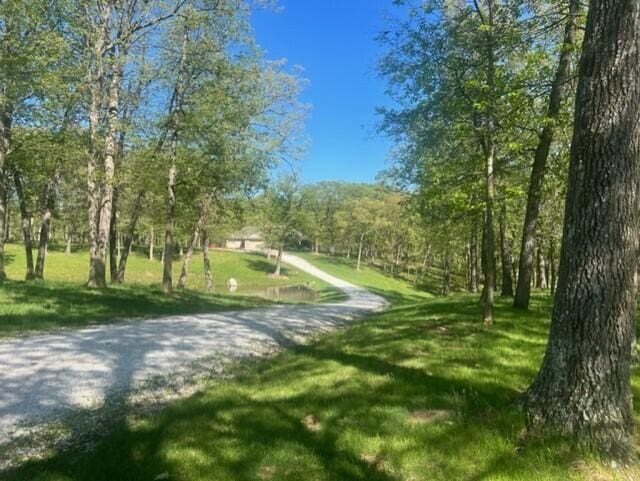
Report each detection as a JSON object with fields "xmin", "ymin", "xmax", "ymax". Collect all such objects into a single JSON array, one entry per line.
[
  {"xmin": 514, "ymin": 0, "xmax": 581, "ymax": 309},
  {"xmin": 499, "ymin": 203, "xmax": 513, "ymax": 296},
  {"xmin": 34, "ymin": 167, "xmax": 60, "ymax": 279},
  {"xmin": 115, "ymin": 189, "xmax": 145, "ymax": 282},
  {"xmin": 13, "ymin": 168, "xmax": 35, "ymax": 280},
  {"xmin": 89, "ymin": 54, "xmax": 121, "ymax": 289},
  {"xmin": 86, "ymin": 7, "xmax": 108, "ymax": 289},
  {"xmin": 524, "ymin": 0, "xmax": 640, "ymax": 455}
]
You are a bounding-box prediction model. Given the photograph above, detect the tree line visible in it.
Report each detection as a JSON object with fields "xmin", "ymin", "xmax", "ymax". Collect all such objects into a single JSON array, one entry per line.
[
  {"xmin": 378, "ymin": 0, "xmax": 640, "ymax": 459},
  {"xmin": 0, "ymin": 0, "xmax": 305, "ymax": 293}
]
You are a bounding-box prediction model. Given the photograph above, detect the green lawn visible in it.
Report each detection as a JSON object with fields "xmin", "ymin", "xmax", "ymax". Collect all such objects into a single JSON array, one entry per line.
[
  {"xmin": 0, "ymin": 244, "xmax": 343, "ymax": 338},
  {"xmin": 296, "ymin": 252, "xmax": 435, "ymax": 305},
  {"xmin": 4, "ymin": 254, "xmax": 638, "ymax": 480}
]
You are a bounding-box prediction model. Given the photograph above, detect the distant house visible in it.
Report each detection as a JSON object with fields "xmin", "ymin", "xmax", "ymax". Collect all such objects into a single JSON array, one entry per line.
[{"xmin": 225, "ymin": 227, "xmax": 265, "ymax": 251}]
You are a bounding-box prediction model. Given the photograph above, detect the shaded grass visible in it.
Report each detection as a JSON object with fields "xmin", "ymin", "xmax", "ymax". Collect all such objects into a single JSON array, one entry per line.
[
  {"xmin": 0, "ymin": 244, "xmax": 344, "ymax": 338},
  {"xmin": 5, "ymin": 294, "xmax": 638, "ymax": 480}
]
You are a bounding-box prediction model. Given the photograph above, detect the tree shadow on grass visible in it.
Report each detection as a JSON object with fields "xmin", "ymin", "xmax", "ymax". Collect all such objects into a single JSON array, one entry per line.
[
  {"xmin": 244, "ymin": 258, "xmax": 293, "ymax": 278},
  {"xmin": 0, "ymin": 280, "xmax": 271, "ymax": 337},
  {"xmin": 0, "ymin": 252, "xmax": 15, "ymax": 267},
  {"xmin": 0, "ymin": 293, "xmax": 589, "ymax": 481}
]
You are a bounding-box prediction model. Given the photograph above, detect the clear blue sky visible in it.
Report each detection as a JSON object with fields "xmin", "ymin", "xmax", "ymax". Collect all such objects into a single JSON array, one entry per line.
[{"xmin": 251, "ymin": 0, "xmax": 398, "ymax": 183}]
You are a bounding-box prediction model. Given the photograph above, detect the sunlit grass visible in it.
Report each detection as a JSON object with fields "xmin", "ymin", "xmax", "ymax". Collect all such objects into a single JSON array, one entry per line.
[
  {"xmin": 5, "ymin": 269, "xmax": 638, "ymax": 479},
  {"xmin": 295, "ymin": 251, "xmax": 436, "ymax": 304},
  {"xmin": 0, "ymin": 244, "xmax": 344, "ymax": 337}
]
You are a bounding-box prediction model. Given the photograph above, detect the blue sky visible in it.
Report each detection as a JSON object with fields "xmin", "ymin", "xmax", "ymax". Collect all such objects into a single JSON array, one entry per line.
[{"xmin": 251, "ymin": 0, "xmax": 398, "ymax": 184}]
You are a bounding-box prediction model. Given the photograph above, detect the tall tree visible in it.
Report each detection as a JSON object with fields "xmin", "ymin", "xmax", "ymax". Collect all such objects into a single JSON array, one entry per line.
[
  {"xmin": 0, "ymin": 0, "xmax": 70, "ymax": 280},
  {"xmin": 81, "ymin": 0, "xmax": 186, "ymax": 289},
  {"xmin": 260, "ymin": 173, "xmax": 305, "ymax": 276},
  {"xmin": 524, "ymin": 0, "xmax": 640, "ymax": 455},
  {"xmin": 513, "ymin": 0, "xmax": 582, "ymax": 308}
]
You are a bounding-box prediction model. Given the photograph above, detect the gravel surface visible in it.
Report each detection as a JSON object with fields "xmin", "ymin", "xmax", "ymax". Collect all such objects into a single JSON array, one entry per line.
[{"xmin": 0, "ymin": 253, "xmax": 387, "ymax": 454}]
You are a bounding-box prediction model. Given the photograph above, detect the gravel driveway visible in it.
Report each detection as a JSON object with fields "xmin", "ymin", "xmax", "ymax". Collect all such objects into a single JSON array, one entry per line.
[{"xmin": 0, "ymin": 253, "xmax": 387, "ymax": 449}]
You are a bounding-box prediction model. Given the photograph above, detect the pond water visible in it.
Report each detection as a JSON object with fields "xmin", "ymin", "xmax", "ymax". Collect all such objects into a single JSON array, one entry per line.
[{"xmin": 237, "ymin": 284, "xmax": 319, "ymax": 302}]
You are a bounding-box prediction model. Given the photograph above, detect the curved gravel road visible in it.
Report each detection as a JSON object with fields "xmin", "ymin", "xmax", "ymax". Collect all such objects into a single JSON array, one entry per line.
[{"xmin": 0, "ymin": 252, "xmax": 387, "ymax": 448}]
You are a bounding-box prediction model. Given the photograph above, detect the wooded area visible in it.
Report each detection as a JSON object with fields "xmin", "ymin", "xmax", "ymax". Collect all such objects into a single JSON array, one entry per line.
[{"xmin": 1, "ymin": 0, "xmax": 640, "ymax": 466}]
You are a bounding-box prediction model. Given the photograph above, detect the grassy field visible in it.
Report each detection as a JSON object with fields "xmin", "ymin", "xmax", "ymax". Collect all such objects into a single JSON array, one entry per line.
[
  {"xmin": 0, "ymin": 244, "xmax": 343, "ymax": 338},
  {"xmin": 295, "ymin": 252, "xmax": 435, "ymax": 304},
  {"xmin": 4, "ymin": 254, "xmax": 638, "ymax": 480}
]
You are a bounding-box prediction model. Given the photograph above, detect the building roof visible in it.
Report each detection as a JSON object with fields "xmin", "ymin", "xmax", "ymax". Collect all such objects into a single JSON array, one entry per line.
[{"xmin": 228, "ymin": 227, "xmax": 264, "ymax": 241}]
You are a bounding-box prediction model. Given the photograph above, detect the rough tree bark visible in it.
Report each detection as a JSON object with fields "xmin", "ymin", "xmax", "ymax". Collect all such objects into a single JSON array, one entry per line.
[
  {"xmin": 85, "ymin": 3, "xmax": 110, "ymax": 288},
  {"xmin": 524, "ymin": 0, "xmax": 640, "ymax": 456},
  {"xmin": 514, "ymin": 0, "xmax": 581, "ymax": 309},
  {"xmin": 88, "ymin": 51, "xmax": 122, "ymax": 288},
  {"xmin": 499, "ymin": 203, "xmax": 513, "ymax": 296}
]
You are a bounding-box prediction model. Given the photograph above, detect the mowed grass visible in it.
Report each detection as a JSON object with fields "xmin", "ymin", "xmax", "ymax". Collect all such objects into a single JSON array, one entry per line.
[
  {"xmin": 4, "ymin": 255, "xmax": 638, "ymax": 480},
  {"xmin": 296, "ymin": 252, "xmax": 435, "ymax": 305},
  {"xmin": 0, "ymin": 244, "xmax": 343, "ymax": 338}
]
